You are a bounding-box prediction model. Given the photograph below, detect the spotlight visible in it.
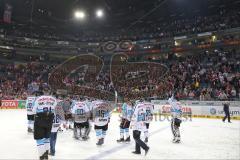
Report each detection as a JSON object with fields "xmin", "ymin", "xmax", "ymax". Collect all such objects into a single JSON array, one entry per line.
[
  {"xmin": 75, "ymin": 11, "xmax": 85, "ymax": 19},
  {"xmin": 96, "ymin": 9, "xmax": 104, "ymax": 18}
]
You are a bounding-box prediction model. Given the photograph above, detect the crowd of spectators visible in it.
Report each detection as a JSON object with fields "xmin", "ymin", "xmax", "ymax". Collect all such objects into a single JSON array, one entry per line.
[
  {"xmin": 0, "ymin": 3, "xmax": 239, "ymax": 101},
  {"xmin": 47, "ymin": 55, "xmax": 115, "ymax": 101},
  {"xmin": 0, "ymin": 48, "xmax": 239, "ymax": 101},
  {"xmin": 108, "ymin": 48, "xmax": 240, "ymax": 100},
  {"xmin": 0, "ymin": 62, "xmax": 54, "ymax": 100},
  {"xmin": 110, "ymin": 54, "xmax": 171, "ymax": 100},
  {"xmin": 166, "ymin": 49, "xmax": 240, "ymax": 101}
]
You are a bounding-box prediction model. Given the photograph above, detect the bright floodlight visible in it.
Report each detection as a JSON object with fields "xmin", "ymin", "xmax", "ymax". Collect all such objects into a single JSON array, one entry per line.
[
  {"xmin": 75, "ymin": 11, "xmax": 85, "ymax": 19},
  {"xmin": 96, "ymin": 9, "xmax": 104, "ymax": 18}
]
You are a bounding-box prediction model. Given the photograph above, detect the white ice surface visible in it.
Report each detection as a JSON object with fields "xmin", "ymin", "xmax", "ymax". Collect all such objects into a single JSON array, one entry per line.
[{"xmin": 0, "ymin": 109, "xmax": 239, "ymax": 159}]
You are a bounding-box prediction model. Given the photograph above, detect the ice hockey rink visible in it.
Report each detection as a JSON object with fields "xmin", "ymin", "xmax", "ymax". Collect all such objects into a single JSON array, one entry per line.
[{"xmin": 0, "ymin": 109, "xmax": 239, "ymax": 160}]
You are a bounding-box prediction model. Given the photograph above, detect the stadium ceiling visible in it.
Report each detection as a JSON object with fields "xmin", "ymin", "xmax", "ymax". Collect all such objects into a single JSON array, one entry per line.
[{"xmin": 1, "ymin": 0, "xmax": 239, "ymax": 31}]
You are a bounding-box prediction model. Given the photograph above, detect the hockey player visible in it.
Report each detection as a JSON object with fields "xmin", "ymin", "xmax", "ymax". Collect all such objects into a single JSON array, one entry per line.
[
  {"xmin": 143, "ymin": 101, "xmax": 154, "ymax": 143},
  {"xmin": 117, "ymin": 99, "xmax": 133, "ymax": 143},
  {"xmin": 168, "ymin": 94, "xmax": 182, "ymax": 143},
  {"xmin": 71, "ymin": 100, "xmax": 91, "ymax": 140},
  {"xmin": 32, "ymin": 92, "xmax": 57, "ymax": 160},
  {"xmin": 84, "ymin": 97, "xmax": 93, "ymax": 137},
  {"xmin": 92, "ymin": 100, "xmax": 111, "ymax": 146},
  {"xmin": 62, "ymin": 97, "xmax": 73, "ymax": 129},
  {"xmin": 131, "ymin": 100, "xmax": 150, "ymax": 155},
  {"xmin": 26, "ymin": 96, "xmax": 36, "ymax": 133},
  {"xmin": 49, "ymin": 99, "xmax": 66, "ymax": 156}
]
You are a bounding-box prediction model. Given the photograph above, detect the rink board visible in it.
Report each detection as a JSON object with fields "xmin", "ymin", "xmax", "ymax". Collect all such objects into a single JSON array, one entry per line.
[
  {"xmin": 152, "ymin": 100, "xmax": 240, "ymax": 120},
  {"xmin": 1, "ymin": 100, "xmax": 240, "ymax": 120}
]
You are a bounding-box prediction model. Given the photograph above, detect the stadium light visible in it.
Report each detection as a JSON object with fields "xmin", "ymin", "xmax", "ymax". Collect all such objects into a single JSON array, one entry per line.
[
  {"xmin": 96, "ymin": 9, "xmax": 104, "ymax": 18},
  {"xmin": 212, "ymin": 35, "xmax": 217, "ymax": 42},
  {"xmin": 75, "ymin": 11, "xmax": 85, "ymax": 19}
]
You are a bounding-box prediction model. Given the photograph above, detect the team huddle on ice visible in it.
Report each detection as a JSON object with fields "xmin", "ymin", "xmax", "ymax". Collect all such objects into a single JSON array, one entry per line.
[{"xmin": 25, "ymin": 91, "xmax": 183, "ymax": 160}]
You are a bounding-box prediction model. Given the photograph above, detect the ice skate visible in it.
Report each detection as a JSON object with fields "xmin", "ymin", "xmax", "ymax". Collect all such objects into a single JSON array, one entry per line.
[
  {"xmin": 125, "ymin": 136, "xmax": 131, "ymax": 142},
  {"xmin": 145, "ymin": 147, "xmax": 150, "ymax": 156},
  {"xmin": 102, "ymin": 138, "xmax": 105, "ymax": 144},
  {"xmin": 49, "ymin": 151, "xmax": 55, "ymax": 156},
  {"xmin": 82, "ymin": 136, "xmax": 88, "ymax": 141},
  {"xmin": 39, "ymin": 155, "xmax": 44, "ymax": 160},
  {"xmin": 73, "ymin": 128, "xmax": 80, "ymax": 140},
  {"xmin": 175, "ymin": 139, "xmax": 181, "ymax": 143},
  {"xmin": 173, "ymin": 137, "xmax": 181, "ymax": 143},
  {"xmin": 117, "ymin": 138, "xmax": 124, "ymax": 143},
  {"xmin": 43, "ymin": 150, "xmax": 49, "ymax": 160},
  {"xmin": 132, "ymin": 151, "xmax": 141, "ymax": 155},
  {"xmin": 73, "ymin": 135, "xmax": 79, "ymax": 140},
  {"xmin": 27, "ymin": 128, "xmax": 33, "ymax": 133},
  {"xmin": 96, "ymin": 138, "xmax": 103, "ymax": 146}
]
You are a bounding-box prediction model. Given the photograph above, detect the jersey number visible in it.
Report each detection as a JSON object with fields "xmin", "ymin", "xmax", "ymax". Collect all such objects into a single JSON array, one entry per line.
[
  {"xmin": 98, "ymin": 110, "xmax": 105, "ymax": 118},
  {"xmin": 138, "ymin": 112, "xmax": 145, "ymax": 121},
  {"xmin": 53, "ymin": 115, "xmax": 60, "ymax": 123},
  {"xmin": 43, "ymin": 107, "xmax": 52, "ymax": 112},
  {"xmin": 27, "ymin": 103, "xmax": 33, "ymax": 110},
  {"xmin": 76, "ymin": 109, "xmax": 84, "ymax": 115}
]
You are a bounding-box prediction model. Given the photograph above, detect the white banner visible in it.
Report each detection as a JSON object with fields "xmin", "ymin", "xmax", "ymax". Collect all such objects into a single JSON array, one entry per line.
[
  {"xmin": 174, "ymin": 36, "xmax": 187, "ymax": 40},
  {"xmin": 152, "ymin": 100, "xmax": 240, "ymax": 117},
  {"xmin": 197, "ymin": 32, "xmax": 212, "ymax": 37}
]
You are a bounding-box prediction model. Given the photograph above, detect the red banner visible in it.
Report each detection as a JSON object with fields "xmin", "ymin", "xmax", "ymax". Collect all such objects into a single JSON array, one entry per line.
[
  {"xmin": 0, "ymin": 100, "xmax": 18, "ymax": 109},
  {"xmin": 224, "ymin": 40, "xmax": 240, "ymax": 45},
  {"xmin": 161, "ymin": 105, "xmax": 192, "ymax": 114}
]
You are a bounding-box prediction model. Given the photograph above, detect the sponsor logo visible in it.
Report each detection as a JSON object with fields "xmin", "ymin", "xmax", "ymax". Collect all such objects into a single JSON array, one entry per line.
[
  {"xmin": 219, "ymin": 110, "xmax": 240, "ymax": 116},
  {"xmin": 0, "ymin": 100, "xmax": 18, "ymax": 109},
  {"xmin": 206, "ymin": 102, "xmax": 214, "ymax": 105},
  {"xmin": 192, "ymin": 102, "xmax": 199, "ymax": 105},
  {"xmin": 231, "ymin": 111, "xmax": 240, "ymax": 116},
  {"xmin": 162, "ymin": 105, "xmax": 192, "ymax": 114},
  {"xmin": 210, "ymin": 108, "xmax": 217, "ymax": 115}
]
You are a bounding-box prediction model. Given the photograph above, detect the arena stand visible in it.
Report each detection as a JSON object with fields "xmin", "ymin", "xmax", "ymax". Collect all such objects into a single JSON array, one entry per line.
[
  {"xmin": 0, "ymin": 10, "xmax": 239, "ymax": 42},
  {"xmin": 0, "ymin": 9, "xmax": 239, "ymax": 113},
  {"xmin": 0, "ymin": 47, "xmax": 239, "ymax": 101}
]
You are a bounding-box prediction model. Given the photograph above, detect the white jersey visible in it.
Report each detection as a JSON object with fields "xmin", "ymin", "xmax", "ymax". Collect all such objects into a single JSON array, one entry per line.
[
  {"xmin": 26, "ymin": 96, "xmax": 36, "ymax": 115},
  {"xmin": 121, "ymin": 103, "xmax": 133, "ymax": 121},
  {"xmin": 51, "ymin": 100, "xmax": 66, "ymax": 132},
  {"xmin": 144, "ymin": 102, "xmax": 154, "ymax": 123},
  {"xmin": 168, "ymin": 96, "xmax": 182, "ymax": 119},
  {"xmin": 91, "ymin": 100, "xmax": 111, "ymax": 126},
  {"xmin": 32, "ymin": 95, "xmax": 57, "ymax": 114},
  {"xmin": 71, "ymin": 101, "xmax": 90, "ymax": 123},
  {"xmin": 70, "ymin": 100, "xmax": 77, "ymax": 109},
  {"xmin": 51, "ymin": 113, "xmax": 63, "ymax": 132},
  {"xmin": 131, "ymin": 102, "xmax": 152, "ymax": 131},
  {"xmin": 85, "ymin": 100, "xmax": 92, "ymax": 110}
]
